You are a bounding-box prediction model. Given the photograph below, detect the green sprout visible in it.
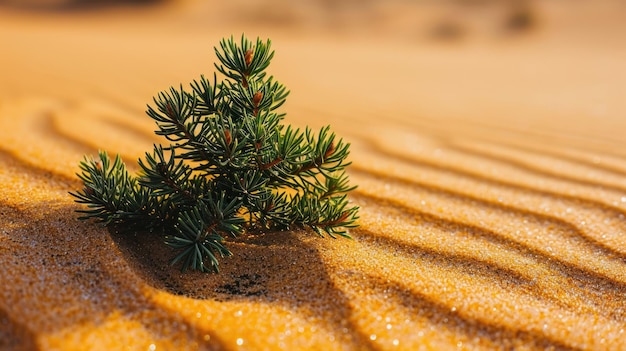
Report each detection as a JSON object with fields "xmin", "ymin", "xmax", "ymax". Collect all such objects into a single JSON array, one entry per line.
[{"xmin": 70, "ymin": 35, "xmax": 359, "ymax": 273}]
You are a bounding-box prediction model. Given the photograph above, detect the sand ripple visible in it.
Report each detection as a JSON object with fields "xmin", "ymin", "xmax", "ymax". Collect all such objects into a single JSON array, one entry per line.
[{"xmin": 1, "ymin": 3, "xmax": 626, "ymax": 350}]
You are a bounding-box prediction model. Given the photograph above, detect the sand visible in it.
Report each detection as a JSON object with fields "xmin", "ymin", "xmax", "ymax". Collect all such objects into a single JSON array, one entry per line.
[{"xmin": 0, "ymin": 1, "xmax": 625, "ymax": 350}]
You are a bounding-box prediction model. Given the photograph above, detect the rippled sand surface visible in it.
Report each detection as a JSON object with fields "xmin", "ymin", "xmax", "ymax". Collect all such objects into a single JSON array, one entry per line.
[{"xmin": 1, "ymin": 1, "xmax": 625, "ymax": 350}]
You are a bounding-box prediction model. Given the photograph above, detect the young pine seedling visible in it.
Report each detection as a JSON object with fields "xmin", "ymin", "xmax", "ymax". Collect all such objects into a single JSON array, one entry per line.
[{"xmin": 70, "ymin": 35, "xmax": 359, "ymax": 273}]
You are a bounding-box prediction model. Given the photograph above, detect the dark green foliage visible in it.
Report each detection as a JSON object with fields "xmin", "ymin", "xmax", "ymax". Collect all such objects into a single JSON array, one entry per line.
[{"xmin": 70, "ymin": 35, "xmax": 359, "ymax": 273}]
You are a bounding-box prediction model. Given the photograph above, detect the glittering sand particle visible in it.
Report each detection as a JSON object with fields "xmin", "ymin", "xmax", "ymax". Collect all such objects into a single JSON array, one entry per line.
[{"xmin": 1, "ymin": 1, "xmax": 626, "ymax": 350}]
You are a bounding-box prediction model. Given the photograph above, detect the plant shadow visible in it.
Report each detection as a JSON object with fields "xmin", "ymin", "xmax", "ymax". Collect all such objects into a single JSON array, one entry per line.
[
  {"xmin": 0, "ymin": 200, "xmax": 228, "ymax": 351},
  {"xmin": 0, "ymin": 307, "xmax": 38, "ymax": 351},
  {"xmin": 109, "ymin": 226, "xmax": 383, "ymax": 350}
]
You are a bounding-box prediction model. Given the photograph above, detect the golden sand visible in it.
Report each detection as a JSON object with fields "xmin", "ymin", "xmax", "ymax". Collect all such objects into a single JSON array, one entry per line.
[{"xmin": 1, "ymin": 1, "xmax": 625, "ymax": 350}]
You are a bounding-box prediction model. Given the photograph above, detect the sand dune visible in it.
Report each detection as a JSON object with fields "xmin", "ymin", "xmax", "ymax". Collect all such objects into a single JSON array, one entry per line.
[{"xmin": 1, "ymin": 1, "xmax": 625, "ymax": 350}]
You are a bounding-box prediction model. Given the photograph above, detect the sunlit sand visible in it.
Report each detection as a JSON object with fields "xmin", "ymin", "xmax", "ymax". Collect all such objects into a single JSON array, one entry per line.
[{"xmin": 1, "ymin": 1, "xmax": 625, "ymax": 350}]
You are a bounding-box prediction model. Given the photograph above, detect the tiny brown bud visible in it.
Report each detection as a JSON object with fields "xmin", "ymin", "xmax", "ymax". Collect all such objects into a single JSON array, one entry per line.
[
  {"xmin": 157, "ymin": 162, "xmax": 167, "ymax": 174},
  {"xmin": 252, "ymin": 91, "xmax": 263, "ymax": 107},
  {"xmin": 259, "ymin": 157, "xmax": 282, "ymax": 170},
  {"xmin": 244, "ymin": 49, "xmax": 254, "ymax": 66},
  {"xmin": 84, "ymin": 186, "xmax": 95, "ymax": 196},
  {"xmin": 336, "ymin": 211, "xmax": 350, "ymax": 223},
  {"xmin": 324, "ymin": 142, "xmax": 335, "ymax": 159},
  {"xmin": 224, "ymin": 129, "xmax": 232, "ymax": 145},
  {"xmin": 95, "ymin": 161, "xmax": 102, "ymax": 172},
  {"xmin": 165, "ymin": 102, "xmax": 175, "ymax": 119}
]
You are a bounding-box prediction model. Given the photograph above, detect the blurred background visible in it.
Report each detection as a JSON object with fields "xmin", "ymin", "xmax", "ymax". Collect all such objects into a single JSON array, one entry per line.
[
  {"xmin": 1, "ymin": 0, "xmax": 625, "ymax": 159},
  {"xmin": 2, "ymin": 0, "xmax": 624, "ymax": 39}
]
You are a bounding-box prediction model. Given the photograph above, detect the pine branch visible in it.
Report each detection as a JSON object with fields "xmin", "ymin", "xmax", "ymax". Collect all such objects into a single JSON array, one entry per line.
[
  {"xmin": 71, "ymin": 35, "xmax": 359, "ymax": 273},
  {"xmin": 71, "ymin": 152, "xmax": 140, "ymax": 224}
]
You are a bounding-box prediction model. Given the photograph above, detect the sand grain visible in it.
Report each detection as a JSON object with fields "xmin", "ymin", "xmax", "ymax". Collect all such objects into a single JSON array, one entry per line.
[{"xmin": 1, "ymin": 1, "xmax": 625, "ymax": 350}]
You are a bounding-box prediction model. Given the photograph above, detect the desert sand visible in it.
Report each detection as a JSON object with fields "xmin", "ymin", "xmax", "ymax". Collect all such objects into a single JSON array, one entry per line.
[{"xmin": 0, "ymin": 1, "xmax": 625, "ymax": 350}]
